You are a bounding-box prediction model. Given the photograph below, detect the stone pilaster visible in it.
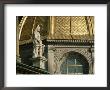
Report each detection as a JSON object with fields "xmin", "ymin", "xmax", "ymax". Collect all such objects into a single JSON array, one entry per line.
[
  {"xmin": 89, "ymin": 48, "xmax": 94, "ymax": 74},
  {"xmin": 48, "ymin": 46, "xmax": 56, "ymax": 74},
  {"xmin": 91, "ymin": 48, "xmax": 94, "ymax": 74}
]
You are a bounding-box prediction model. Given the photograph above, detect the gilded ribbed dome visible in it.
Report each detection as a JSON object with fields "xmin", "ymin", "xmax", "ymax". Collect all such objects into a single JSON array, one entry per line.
[
  {"xmin": 17, "ymin": 16, "xmax": 48, "ymax": 45},
  {"xmin": 48, "ymin": 16, "xmax": 94, "ymax": 40},
  {"xmin": 17, "ymin": 16, "xmax": 94, "ymax": 45}
]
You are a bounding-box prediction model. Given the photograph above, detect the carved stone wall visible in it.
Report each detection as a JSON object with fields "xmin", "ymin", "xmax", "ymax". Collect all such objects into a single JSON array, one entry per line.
[{"xmin": 48, "ymin": 45, "xmax": 94, "ymax": 74}]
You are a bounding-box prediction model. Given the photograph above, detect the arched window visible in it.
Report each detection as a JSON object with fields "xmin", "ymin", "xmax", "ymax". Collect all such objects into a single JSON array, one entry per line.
[{"xmin": 60, "ymin": 52, "xmax": 89, "ymax": 74}]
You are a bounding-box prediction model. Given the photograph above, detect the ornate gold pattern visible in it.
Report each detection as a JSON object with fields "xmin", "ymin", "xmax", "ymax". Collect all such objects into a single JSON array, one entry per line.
[
  {"xmin": 55, "ymin": 16, "xmax": 70, "ymax": 36},
  {"xmin": 48, "ymin": 16, "xmax": 94, "ymax": 40},
  {"xmin": 86, "ymin": 16, "xmax": 94, "ymax": 35},
  {"xmin": 71, "ymin": 16, "xmax": 88, "ymax": 35},
  {"xmin": 18, "ymin": 16, "xmax": 94, "ymax": 44}
]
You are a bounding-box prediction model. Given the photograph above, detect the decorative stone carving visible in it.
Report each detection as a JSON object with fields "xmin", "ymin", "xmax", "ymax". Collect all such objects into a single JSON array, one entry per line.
[
  {"xmin": 32, "ymin": 25, "xmax": 47, "ymax": 69},
  {"xmin": 48, "ymin": 45, "xmax": 94, "ymax": 74},
  {"xmin": 48, "ymin": 46, "xmax": 56, "ymax": 74},
  {"xmin": 54, "ymin": 47, "xmax": 92, "ymax": 64},
  {"xmin": 32, "ymin": 25, "xmax": 43, "ymax": 58}
]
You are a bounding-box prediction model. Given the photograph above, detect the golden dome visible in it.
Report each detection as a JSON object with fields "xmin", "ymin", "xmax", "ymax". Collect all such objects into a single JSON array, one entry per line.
[
  {"xmin": 17, "ymin": 16, "xmax": 94, "ymax": 45},
  {"xmin": 48, "ymin": 16, "xmax": 94, "ymax": 40}
]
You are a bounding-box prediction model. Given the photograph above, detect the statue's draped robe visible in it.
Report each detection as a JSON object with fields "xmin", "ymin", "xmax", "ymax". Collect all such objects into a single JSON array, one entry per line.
[{"xmin": 33, "ymin": 29, "xmax": 42, "ymax": 58}]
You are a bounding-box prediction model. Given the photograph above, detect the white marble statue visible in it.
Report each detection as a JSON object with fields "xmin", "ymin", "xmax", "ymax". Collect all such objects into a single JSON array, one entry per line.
[{"xmin": 33, "ymin": 25, "xmax": 42, "ymax": 58}]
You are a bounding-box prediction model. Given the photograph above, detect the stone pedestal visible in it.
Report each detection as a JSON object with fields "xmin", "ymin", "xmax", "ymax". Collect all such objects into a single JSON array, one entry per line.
[{"xmin": 32, "ymin": 56, "xmax": 47, "ymax": 69}]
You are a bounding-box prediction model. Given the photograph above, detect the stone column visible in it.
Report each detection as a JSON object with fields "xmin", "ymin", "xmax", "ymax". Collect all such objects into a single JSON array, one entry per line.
[
  {"xmin": 48, "ymin": 46, "xmax": 55, "ymax": 74},
  {"xmin": 55, "ymin": 63, "xmax": 61, "ymax": 74},
  {"xmin": 89, "ymin": 48, "xmax": 94, "ymax": 74},
  {"xmin": 91, "ymin": 48, "xmax": 94, "ymax": 74},
  {"xmin": 89, "ymin": 61, "xmax": 93, "ymax": 74}
]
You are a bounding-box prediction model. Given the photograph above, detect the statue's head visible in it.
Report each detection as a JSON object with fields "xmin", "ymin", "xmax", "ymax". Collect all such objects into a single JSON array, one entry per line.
[{"xmin": 36, "ymin": 25, "xmax": 40, "ymax": 32}]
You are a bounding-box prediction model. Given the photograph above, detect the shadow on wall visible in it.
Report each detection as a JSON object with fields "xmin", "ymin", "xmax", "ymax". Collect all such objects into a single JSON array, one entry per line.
[{"xmin": 19, "ymin": 43, "xmax": 33, "ymax": 66}]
